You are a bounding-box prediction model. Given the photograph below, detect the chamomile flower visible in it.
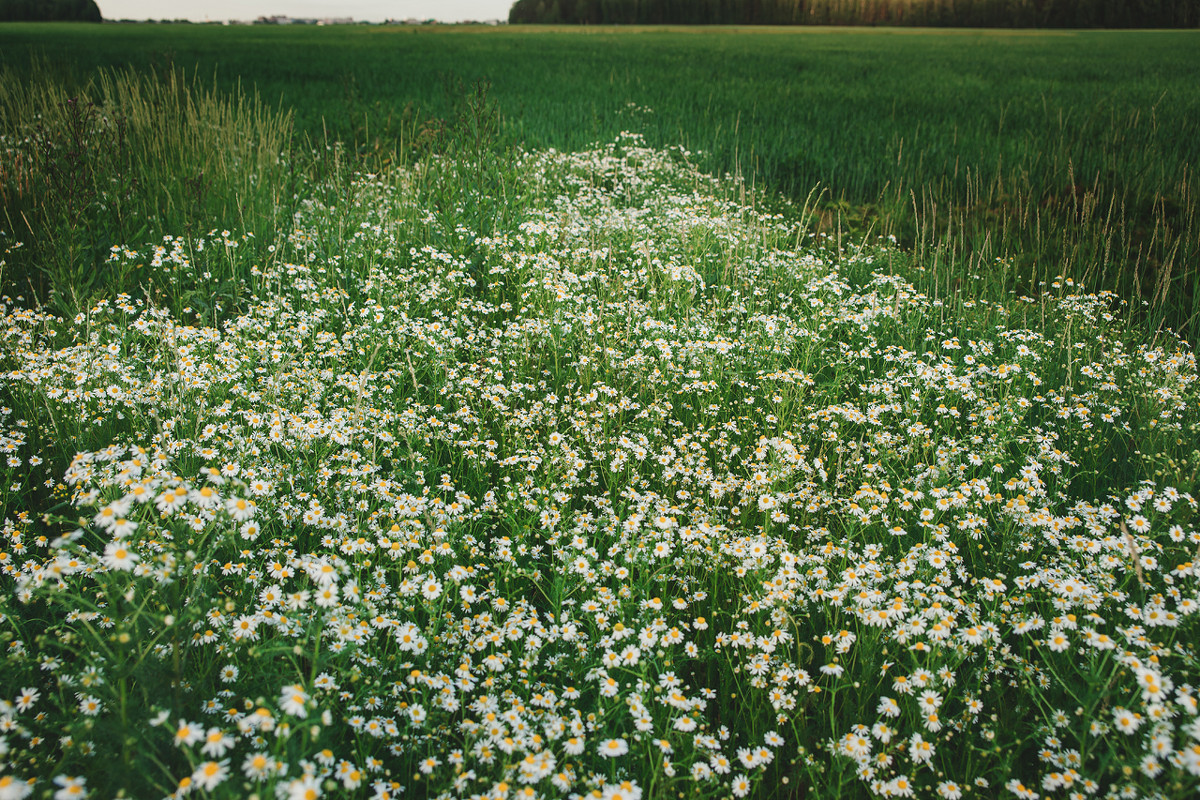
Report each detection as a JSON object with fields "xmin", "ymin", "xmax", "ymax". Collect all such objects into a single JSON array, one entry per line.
[
  {"xmin": 52, "ymin": 776, "xmax": 87, "ymax": 800},
  {"xmin": 101, "ymin": 541, "xmax": 138, "ymax": 571},
  {"xmin": 598, "ymin": 738, "xmax": 629, "ymax": 758},
  {"xmin": 0, "ymin": 776, "xmax": 33, "ymax": 800},
  {"xmin": 191, "ymin": 760, "xmax": 230, "ymax": 791},
  {"xmin": 173, "ymin": 720, "xmax": 204, "ymax": 747}
]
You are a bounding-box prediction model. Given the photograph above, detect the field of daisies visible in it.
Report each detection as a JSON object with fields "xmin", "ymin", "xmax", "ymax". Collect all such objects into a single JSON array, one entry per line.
[{"xmin": 1, "ymin": 130, "xmax": 1199, "ymax": 800}]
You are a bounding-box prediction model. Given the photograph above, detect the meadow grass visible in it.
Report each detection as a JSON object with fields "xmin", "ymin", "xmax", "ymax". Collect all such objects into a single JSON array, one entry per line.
[
  {"xmin": 0, "ymin": 31, "xmax": 1199, "ymax": 800},
  {"xmin": 2, "ymin": 79, "xmax": 1200, "ymax": 800},
  {"xmin": 1, "ymin": 24, "xmax": 1198, "ymax": 335},
  {"xmin": 0, "ymin": 63, "xmax": 295, "ymax": 318}
]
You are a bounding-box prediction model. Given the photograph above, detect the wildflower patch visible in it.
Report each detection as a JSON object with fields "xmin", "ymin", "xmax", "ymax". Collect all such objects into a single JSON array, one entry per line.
[{"xmin": 1, "ymin": 134, "xmax": 1198, "ymax": 799}]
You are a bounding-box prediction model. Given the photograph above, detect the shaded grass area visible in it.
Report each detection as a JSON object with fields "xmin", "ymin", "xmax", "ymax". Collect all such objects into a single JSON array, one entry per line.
[
  {"xmin": 1, "ymin": 24, "xmax": 1199, "ymax": 335},
  {"xmin": 0, "ymin": 65, "xmax": 296, "ymax": 317}
]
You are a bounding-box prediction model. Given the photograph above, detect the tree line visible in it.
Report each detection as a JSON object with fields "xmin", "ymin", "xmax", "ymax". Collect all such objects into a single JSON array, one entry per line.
[
  {"xmin": 0, "ymin": 0, "xmax": 103, "ymax": 22},
  {"xmin": 508, "ymin": 0, "xmax": 1198, "ymax": 27}
]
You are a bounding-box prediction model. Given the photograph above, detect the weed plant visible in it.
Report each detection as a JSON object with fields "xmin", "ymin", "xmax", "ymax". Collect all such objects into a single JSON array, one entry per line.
[{"xmin": 2, "ymin": 100, "xmax": 1199, "ymax": 800}]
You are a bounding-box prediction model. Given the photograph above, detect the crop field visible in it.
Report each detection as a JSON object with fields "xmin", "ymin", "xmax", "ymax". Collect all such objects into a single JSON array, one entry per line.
[{"xmin": 0, "ymin": 22, "xmax": 1199, "ymax": 800}]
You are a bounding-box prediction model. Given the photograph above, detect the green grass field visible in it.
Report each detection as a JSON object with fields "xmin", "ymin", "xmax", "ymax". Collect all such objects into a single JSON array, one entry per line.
[
  {"xmin": 1, "ymin": 23, "xmax": 1200, "ymax": 800},
  {"xmin": 3, "ymin": 23, "xmax": 1199, "ymax": 334}
]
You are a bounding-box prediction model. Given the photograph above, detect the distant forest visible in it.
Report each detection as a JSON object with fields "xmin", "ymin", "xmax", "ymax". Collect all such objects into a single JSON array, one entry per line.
[
  {"xmin": 0, "ymin": 0, "xmax": 102, "ymax": 21},
  {"xmin": 507, "ymin": 0, "xmax": 1199, "ymax": 27}
]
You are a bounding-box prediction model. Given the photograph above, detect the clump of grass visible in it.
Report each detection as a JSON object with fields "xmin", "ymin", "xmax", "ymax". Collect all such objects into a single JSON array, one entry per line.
[
  {"xmin": 0, "ymin": 65, "xmax": 293, "ymax": 317},
  {"xmin": 854, "ymin": 142, "xmax": 1199, "ymax": 343}
]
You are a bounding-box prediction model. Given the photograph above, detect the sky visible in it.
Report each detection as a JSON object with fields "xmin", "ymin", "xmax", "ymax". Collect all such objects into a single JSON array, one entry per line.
[{"xmin": 96, "ymin": 1, "xmax": 514, "ymax": 23}]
